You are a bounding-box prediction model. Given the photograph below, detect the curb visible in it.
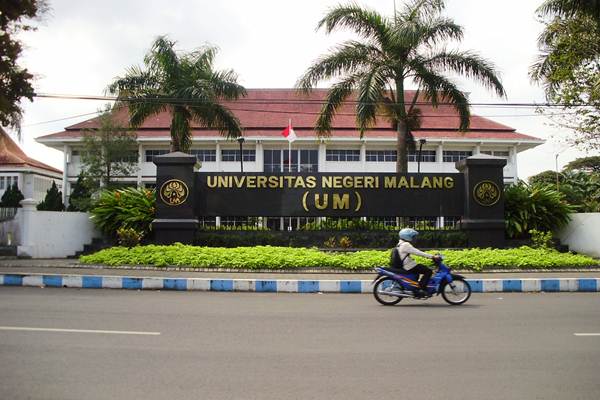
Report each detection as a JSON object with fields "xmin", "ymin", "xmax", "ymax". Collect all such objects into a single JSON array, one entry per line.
[{"xmin": 1, "ymin": 272, "xmax": 599, "ymax": 293}]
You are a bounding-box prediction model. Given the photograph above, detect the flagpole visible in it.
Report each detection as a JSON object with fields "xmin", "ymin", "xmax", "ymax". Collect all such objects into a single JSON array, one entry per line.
[{"xmin": 288, "ymin": 118, "xmax": 292, "ymax": 173}]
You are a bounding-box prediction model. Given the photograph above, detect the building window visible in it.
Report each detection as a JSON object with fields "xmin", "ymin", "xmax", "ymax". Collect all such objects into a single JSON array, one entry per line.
[
  {"xmin": 481, "ymin": 150, "xmax": 509, "ymax": 158},
  {"xmin": 366, "ymin": 150, "xmax": 396, "ymax": 162},
  {"xmin": 264, "ymin": 149, "xmax": 318, "ymax": 172},
  {"xmin": 145, "ymin": 149, "xmax": 169, "ymax": 162},
  {"xmin": 326, "ymin": 149, "xmax": 360, "ymax": 162},
  {"xmin": 112, "ymin": 150, "xmax": 138, "ymax": 163},
  {"xmin": 0, "ymin": 176, "xmax": 18, "ymax": 190},
  {"xmin": 190, "ymin": 149, "xmax": 216, "ymax": 162},
  {"xmin": 221, "ymin": 149, "xmax": 256, "ymax": 162},
  {"xmin": 443, "ymin": 151, "xmax": 472, "ymax": 162},
  {"xmin": 408, "ymin": 150, "xmax": 436, "ymax": 162}
]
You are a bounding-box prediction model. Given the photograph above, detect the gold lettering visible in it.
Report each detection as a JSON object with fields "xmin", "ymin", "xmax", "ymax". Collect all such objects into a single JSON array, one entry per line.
[
  {"xmin": 322, "ymin": 176, "xmax": 332, "ymax": 188},
  {"xmin": 432, "ymin": 176, "xmax": 443, "ymax": 189},
  {"xmin": 257, "ymin": 176, "xmax": 267, "ymax": 188},
  {"xmin": 246, "ymin": 176, "xmax": 256, "ymax": 188},
  {"xmin": 410, "ymin": 176, "xmax": 420, "ymax": 188},
  {"xmin": 444, "ymin": 177, "xmax": 455, "ymax": 189},
  {"xmin": 375, "ymin": 176, "xmax": 380, "ymax": 188},
  {"xmin": 384, "ymin": 176, "xmax": 397, "ymax": 188},
  {"xmin": 315, "ymin": 193, "xmax": 328, "ymax": 210},
  {"xmin": 217, "ymin": 176, "xmax": 229, "ymax": 188},
  {"xmin": 284, "ymin": 176, "xmax": 295, "ymax": 188},
  {"xmin": 333, "ymin": 176, "xmax": 342, "ymax": 188},
  {"xmin": 207, "ymin": 176, "xmax": 218, "ymax": 188},
  {"xmin": 306, "ymin": 176, "xmax": 317, "ymax": 188},
  {"xmin": 399, "ymin": 176, "xmax": 409, "ymax": 188},
  {"xmin": 354, "ymin": 176, "xmax": 364, "ymax": 189},
  {"xmin": 268, "ymin": 176, "xmax": 280, "ymax": 188},
  {"xmin": 421, "ymin": 177, "xmax": 431, "ymax": 189},
  {"xmin": 234, "ymin": 176, "xmax": 245, "ymax": 188},
  {"xmin": 364, "ymin": 176, "xmax": 374, "ymax": 189},
  {"xmin": 294, "ymin": 176, "xmax": 306, "ymax": 188},
  {"xmin": 333, "ymin": 193, "xmax": 350, "ymax": 209},
  {"xmin": 343, "ymin": 176, "xmax": 353, "ymax": 188}
]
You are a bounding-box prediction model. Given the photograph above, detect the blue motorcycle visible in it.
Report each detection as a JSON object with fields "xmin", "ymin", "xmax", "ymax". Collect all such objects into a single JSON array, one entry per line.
[{"xmin": 372, "ymin": 255, "xmax": 471, "ymax": 306}]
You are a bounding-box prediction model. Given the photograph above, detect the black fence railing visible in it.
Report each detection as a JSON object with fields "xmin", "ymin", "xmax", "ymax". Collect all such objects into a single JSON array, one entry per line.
[{"xmin": 198, "ymin": 216, "xmax": 462, "ymax": 232}]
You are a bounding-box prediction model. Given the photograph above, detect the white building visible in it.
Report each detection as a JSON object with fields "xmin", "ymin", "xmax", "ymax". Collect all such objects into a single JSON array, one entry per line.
[
  {"xmin": 0, "ymin": 128, "xmax": 62, "ymax": 205},
  {"xmin": 37, "ymin": 89, "xmax": 544, "ymax": 216}
]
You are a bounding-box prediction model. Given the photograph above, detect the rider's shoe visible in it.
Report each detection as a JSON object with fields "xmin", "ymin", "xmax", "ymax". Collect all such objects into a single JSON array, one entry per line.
[{"xmin": 414, "ymin": 289, "xmax": 429, "ymax": 298}]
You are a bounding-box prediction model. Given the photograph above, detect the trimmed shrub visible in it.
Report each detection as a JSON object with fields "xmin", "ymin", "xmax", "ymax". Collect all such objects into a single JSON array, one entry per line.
[
  {"xmin": 89, "ymin": 187, "xmax": 155, "ymax": 237},
  {"xmin": 37, "ymin": 182, "xmax": 64, "ymax": 211}
]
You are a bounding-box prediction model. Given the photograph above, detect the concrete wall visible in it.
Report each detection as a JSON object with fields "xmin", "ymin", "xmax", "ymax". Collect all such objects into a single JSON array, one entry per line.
[
  {"xmin": 10, "ymin": 199, "xmax": 102, "ymax": 258},
  {"xmin": 557, "ymin": 213, "xmax": 600, "ymax": 258}
]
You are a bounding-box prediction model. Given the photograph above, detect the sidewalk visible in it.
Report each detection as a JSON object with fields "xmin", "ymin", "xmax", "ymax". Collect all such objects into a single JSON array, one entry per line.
[{"xmin": 0, "ymin": 258, "xmax": 598, "ymax": 293}]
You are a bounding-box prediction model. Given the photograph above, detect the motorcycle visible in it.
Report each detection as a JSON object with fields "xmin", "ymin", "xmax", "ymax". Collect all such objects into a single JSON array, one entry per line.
[{"xmin": 372, "ymin": 255, "xmax": 471, "ymax": 306}]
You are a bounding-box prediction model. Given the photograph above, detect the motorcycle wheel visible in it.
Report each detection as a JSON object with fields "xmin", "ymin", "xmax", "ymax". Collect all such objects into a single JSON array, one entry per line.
[
  {"xmin": 441, "ymin": 278, "xmax": 471, "ymax": 305},
  {"xmin": 373, "ymin": 277, "xmax": 404, "ymax": 306}
]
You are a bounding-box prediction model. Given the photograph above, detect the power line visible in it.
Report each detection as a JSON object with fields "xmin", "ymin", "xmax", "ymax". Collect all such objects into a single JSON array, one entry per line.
[{"xmin": 32, "ymin": 92, "xmax": 595, "ymax": 108}]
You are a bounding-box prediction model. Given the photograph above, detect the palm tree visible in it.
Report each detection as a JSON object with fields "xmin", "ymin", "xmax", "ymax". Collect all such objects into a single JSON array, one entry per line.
[
  {"xmin": 296, "ymin": 0, "xmax": 505, "ymax": 173},
  {"xmin": 108, "ymin": 36, "xmax": 246, "ymax": 152},
  {"xmin": 537, "ymin": 0, "xmax": 600, "ymax": 21}
]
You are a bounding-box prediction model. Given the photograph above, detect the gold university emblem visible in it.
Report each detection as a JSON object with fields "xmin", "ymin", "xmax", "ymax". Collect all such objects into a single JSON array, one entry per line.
[
  {"xmin": 473, "ymin": 180, "xmax": 501, "ymax": 207},
  {"xmin": 160, "ymin": 179, "xmax": 189, "ymax": 206}
]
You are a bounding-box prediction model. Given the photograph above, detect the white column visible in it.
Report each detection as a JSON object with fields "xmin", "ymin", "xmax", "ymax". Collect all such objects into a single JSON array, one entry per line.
[
  {"xmin": 510, "ymin": 145, "xmax": 518, "ymax": 183},
  {"xmin": 318, "ymin": 142, "xmax": 327, "ymax": 172},
  {"xmin": 62, "ymin": 145, "xmax": 69, "ymax": 205},
  {"xmin": 256, "ymin": 141, "xmax": 264, "ymax": 172},
  {"xmin": 215, "ymin": 141, "xmax": 221, "ymax": 171},
  {"xmin": 17, "ymin": 199, "xmax": 37, "ymax": 258},
  {"xmin": 137, "ymin": 143, "xmax": 143, "ymax": 188},
  {"xmin": 436, "ymin": 144, "xmax": 444, "ymax": 164},
  {"xmin": 473, "ymin": 144, "xmax": 481, "ymax": 155},
  {"xmin": 360, "ymin": 141, "xmax": 367, "ymax": 172}
]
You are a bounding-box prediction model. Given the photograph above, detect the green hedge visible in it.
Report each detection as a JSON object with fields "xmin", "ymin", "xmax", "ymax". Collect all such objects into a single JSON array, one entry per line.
[
  {"xmin": 80, "ymin": 244, "xmax": 599, "ymax": 271},
  {"xmin": 195, "ymin": 230, "xmax": 467, "ymax": 248}
]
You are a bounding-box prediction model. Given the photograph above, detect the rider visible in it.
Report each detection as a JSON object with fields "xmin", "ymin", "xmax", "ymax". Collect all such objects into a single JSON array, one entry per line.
[{"xmin": 396, "ymin": 228, "xmax": 439, "ymax": 297}]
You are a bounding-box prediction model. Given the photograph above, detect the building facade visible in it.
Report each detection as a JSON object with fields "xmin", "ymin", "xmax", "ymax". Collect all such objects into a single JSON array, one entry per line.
[
  {"xmin": 0, "ymin": 128, "xmax": 62, "ymax": 204},
  {"xmin": 37, "ymin": 89, "xmax": 543, "ymax": 227}
]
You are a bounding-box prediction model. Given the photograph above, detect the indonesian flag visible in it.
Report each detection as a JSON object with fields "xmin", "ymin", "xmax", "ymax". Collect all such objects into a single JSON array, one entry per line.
[{"xmin": 281, "ymin": 121, "xmax": 297, "ymax": 142}]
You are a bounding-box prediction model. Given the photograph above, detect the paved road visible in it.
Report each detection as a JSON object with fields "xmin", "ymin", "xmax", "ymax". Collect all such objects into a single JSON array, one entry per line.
[{"xmin": 0, "ymin": 287, "xmax": 599, "ymax": 400}]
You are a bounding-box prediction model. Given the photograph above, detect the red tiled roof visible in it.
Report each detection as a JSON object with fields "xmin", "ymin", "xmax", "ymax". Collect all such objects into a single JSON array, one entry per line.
[
  {"xmin": 38, "ymin": 89, "xmax": 541, "ymax": 142},
  {"xmin": 0, "ymin": 128, "xmax": 62, "ymax": 174}
]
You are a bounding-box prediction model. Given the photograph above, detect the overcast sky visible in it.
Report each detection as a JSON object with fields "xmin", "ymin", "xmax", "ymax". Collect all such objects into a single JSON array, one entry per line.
[{"xmin": 13, "ymin": 0, "xmax": 593, "ymax": 178}]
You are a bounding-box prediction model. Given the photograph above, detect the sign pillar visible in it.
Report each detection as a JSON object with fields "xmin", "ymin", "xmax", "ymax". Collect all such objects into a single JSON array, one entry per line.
[
  {"xmin": 456, "ymin": 155, "xmax": 507, "ymax": 248},
  {"xmin": 152, "ymin": 152, "xmax": 198, "ymax": 244}
]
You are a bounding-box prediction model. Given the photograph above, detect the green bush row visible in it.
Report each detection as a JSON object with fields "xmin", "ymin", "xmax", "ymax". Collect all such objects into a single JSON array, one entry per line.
[
  {"xmin": 80, "ymin": 244, "xmax": 599, "ymax": 271},
  {"xmin": 195, "ymin": 230, "xmax": 467, "ymax": 248}
]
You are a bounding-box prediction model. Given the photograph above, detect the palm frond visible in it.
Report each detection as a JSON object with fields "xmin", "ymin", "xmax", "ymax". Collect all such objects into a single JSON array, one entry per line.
[
  {"xmin": 356, "ymin": 68, "xmax": 388, "ymax": 135},
  {"xmin": 170, "ymin": 106, "xmax": 192, "ymax": 152},
  {"xmin": 315, "ymin": 77, "xmax": 359, "ymax": 136},
  {"xmin": 537, "ymin": 0, "xmax": 600, "ymax": 21},
  {"xmin": 296, "ymin": 41, "xmax": 382, "ymax": 91},
  {"xmin": 188, "ymin": 102, "xmax": 243, "ymax": 140},
  {"xmin": 317, "ymin": 3, "xmax": 392, "ymax": 44},
  {"xmin": 423, "ymin": 50, "xmax": 506, "ymax": 97}
]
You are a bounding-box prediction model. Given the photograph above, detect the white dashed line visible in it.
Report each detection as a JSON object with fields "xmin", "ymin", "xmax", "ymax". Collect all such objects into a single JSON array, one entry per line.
[{"xmin": 0, "ymin": 326, "xmax": 160, "ymax": 335}]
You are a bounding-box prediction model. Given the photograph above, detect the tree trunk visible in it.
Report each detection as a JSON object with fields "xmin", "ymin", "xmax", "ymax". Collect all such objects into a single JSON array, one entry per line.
[{"xmin": 396, "ymin": 120, "xmax": 408, "ymax": 173}]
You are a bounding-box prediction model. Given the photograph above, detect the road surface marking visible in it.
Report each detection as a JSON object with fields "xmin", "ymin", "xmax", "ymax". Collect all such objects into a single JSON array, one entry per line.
[
  {"xmin": 574, "ymin": 333, "xmax": 600, "ymax": 336},
  {"xmin": 0, "ymin": 326, "xmax": 160, "ymax": 335}
]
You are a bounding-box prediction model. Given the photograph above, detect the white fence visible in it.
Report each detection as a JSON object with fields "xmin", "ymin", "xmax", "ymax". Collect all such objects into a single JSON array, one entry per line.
[
  {"xmin": 557, "ymin": 213, "xmax": 600, "ymax": 258},
  {"xmin": 0, "ymin": 199, "xmax": 102, "ymax": 258}
]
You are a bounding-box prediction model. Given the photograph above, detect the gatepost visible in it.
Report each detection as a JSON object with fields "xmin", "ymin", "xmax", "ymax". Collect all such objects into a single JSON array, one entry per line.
[
  {"xmin": 456, "ymin": 155, "xmax": 507, "ymax": 248},
  {"xmin": 152, "ymin": 152, "xmax": 198, "ymax": 244}
]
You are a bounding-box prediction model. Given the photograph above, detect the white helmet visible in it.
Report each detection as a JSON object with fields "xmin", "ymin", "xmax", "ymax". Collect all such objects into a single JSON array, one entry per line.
[{"xmin": 399, "ymin": 228, "xmax": 419, "ymax": 242}]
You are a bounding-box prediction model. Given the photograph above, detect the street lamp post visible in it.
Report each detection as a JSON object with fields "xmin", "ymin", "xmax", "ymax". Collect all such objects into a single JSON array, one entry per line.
[
  {"xmin": 417, "ymin": 138, "xmax": 427, "ymax": 174},
  {"xmin": 237, "ymin": 137, "xmax": 245, "ymax": 173}
]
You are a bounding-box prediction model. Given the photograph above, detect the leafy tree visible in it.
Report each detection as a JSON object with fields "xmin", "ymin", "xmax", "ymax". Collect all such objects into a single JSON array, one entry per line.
[
  {"xmin": 80, "ymin": 105, "xmax": 138, "ymax": 189},
  {"xmin": 67, "ymin": 172, "xmax": 93, "ymax": 211},
  {"xmin": 108, "ymin": 36, "xmax": 245, "ymax": 152},
  {"xmin": 36, "ymin": 181, "xmax": 64, "ymax": 211},
  {"xmin": 564, "ymin": 155, "xmax": 600, "ymax": 172},
  {"xmin": 0, "ymin": 0, "xmax": 48, "ymax": 133},
  {"xmin": 1, "ymin": 182, "xmax": 24, "ymax": 207},
  {"xmin": 531, "ymin": 2, "xmax": 600, "ymax": 150},
  {"xmin": 296, "ymin": 0, "xmax": 505, "ymax": 172},
  {"xmin": 528, "ymin": 170, "xmax": 561, "ymax": 187}
]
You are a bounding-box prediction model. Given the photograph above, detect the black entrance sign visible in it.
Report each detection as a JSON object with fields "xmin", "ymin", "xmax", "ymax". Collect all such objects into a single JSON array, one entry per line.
[
  {"xmin": 195, "ymin": 173, "xmax": 464, "ymax": 217},
  {"xmin": 152, "ymin": 152, "xmax": 507, "ymax": 248}
]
